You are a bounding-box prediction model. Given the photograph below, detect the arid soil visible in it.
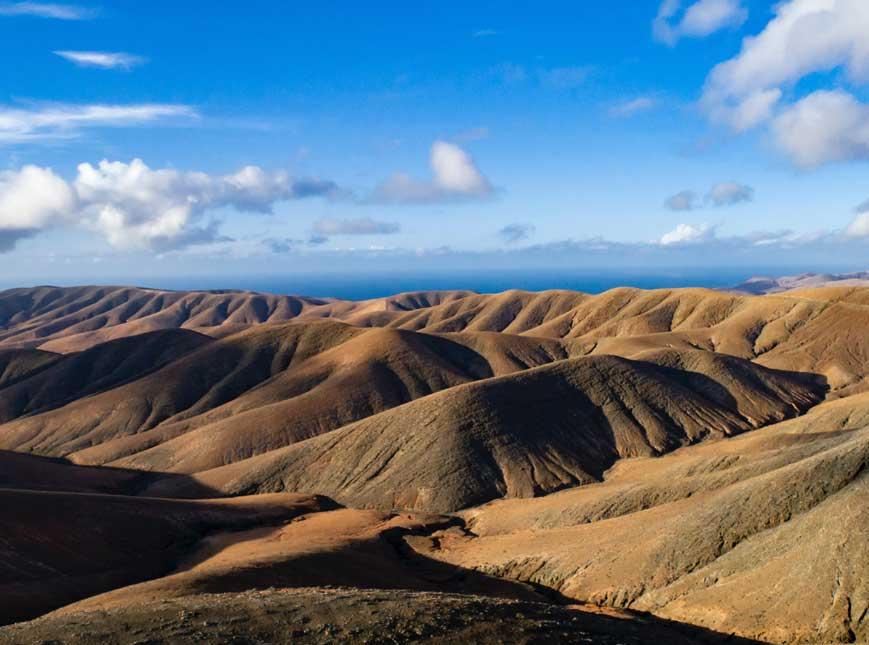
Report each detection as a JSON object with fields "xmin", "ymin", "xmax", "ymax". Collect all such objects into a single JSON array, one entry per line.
[{"xmin": 0, "ymin": 284, "xmax": 866, "ymax": 644}]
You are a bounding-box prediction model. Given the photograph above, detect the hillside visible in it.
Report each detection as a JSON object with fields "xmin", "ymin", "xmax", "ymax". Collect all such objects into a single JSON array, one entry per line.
[
  {"xmin": 0, "ymin": 283, "xmax": 866, "ymax": 644},
  {"xmin": 0, "ymin": 321, "xmax": 581, "ymax": 471},
  {"xmin": 412, "ymin": 393, "xmax": 869, "ymax": 644},
  {"xmin": 0, "ymin": 285, "xmax": 473, "ymax": 353},
  {"xmin": 148, "ymin": 351, "xmax": 824, "ymax": 512}
]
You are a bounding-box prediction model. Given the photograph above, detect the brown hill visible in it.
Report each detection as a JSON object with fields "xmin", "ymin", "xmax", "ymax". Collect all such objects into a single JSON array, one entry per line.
[
  {"xmin": 411, "ymin": 393, "xmax": 869, "ymax": 644},
  {"xmin": 0, "ymin": 348, "xmax": 59, "ymax": 388},
  {"xmin": 0, "ymin": 285, "xmax": 474, "ymax": 353},
  {"xmin": 0, "ymin": 322, "xmax": 580, "ymax": 471},
  {"xmin": 0, "ymin": 283, "xmax": 866, "ymax": 644},
  {"xmin": 0, "ymin": 329, "xmax": 211, "ymax": 423},
  {"xmin": 2, "ymin": 284, "xmax": 867, "ymax": 392},
  {"xmin": 148, "ymin": 351, "xmax": 824, "ymax": 512},
  {"xmin": 0, "ymin": 497, "xmax": 761, "ymax": 644}
]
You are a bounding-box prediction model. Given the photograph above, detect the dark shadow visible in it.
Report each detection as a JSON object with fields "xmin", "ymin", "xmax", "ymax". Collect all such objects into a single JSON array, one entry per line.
[{"xmin": 0, "ymin": 449, "xmax": 226, "ymax": 498}]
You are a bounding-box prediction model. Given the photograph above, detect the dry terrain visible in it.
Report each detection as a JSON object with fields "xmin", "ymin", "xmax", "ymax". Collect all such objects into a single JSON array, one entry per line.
[{"xmin": 0, "ymin": 283, "xmax": 866, "ymax": 644}]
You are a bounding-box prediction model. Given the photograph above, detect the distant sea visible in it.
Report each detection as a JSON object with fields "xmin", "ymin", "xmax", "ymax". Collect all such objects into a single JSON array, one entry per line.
[
  {"xmin": 91, "ymin": 268, "xmax": 806, "ymax": 301},
  {"xmin": 6, "ymin": 267, "xmax": 847, "ymax": 301}
]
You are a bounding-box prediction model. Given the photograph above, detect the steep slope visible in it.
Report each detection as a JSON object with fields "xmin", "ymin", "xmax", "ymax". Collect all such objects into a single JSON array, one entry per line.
[
  {"xmin": 149, "ymin": 351, "xmax": 824, "ymax": 512},
  {"xmin": 0, "ymin": 329, "xmax": 212, "ymax": 423},
  {"xmin": 0, "ymin": 321, "xmax": 365, "ymax": 455},
  {"xmin": 412, "ymin": 393, "xmax": 869, "ymax": 644},
  {"xmin": 0, "ymin": 348, "xmax": 59, "ymax": 388},
  {"xmin": 0, "ymin": 321, "xmax": 580, "ymax": 470},
  {"xmin": 87, "ymin": 327, "xmax": 497, "ymax": 472}
]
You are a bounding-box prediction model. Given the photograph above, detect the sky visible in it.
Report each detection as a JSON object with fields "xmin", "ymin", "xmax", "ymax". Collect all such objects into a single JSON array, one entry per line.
[{"xmin": 1, "ymin": 0, "xmax": 868, "ymax": 288}]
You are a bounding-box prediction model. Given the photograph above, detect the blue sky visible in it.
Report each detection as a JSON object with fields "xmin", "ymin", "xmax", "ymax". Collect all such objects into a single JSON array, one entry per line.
[{"xmin": 1, "ymin": 0, "xmax": 868, "ymax": 285}]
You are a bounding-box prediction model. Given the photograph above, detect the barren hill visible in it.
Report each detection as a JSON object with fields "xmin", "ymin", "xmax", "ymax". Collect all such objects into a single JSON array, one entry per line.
[
  {"xmin": 0, "ymin": 283, "xmax": 867, "ymax": 644},
  {"xmin": 0, "ymin": 285, "xmax": 473, "ymax": 353},
  {"xmin": 148, "ymin": 351, "xmax": 824, "ymax": 512},
  {"xmin": 0, "ymin": 321, "xmax": 582, "ymax": 470},
  {"xmin": 412, "ymin": 393, "xmax": 869, "ymax": 644}
]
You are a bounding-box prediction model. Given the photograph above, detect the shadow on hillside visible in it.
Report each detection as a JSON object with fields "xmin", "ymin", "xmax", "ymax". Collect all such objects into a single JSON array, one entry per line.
[
  {"xmin": 0, "ymin": 449, "xmax": 230, "ymax": 499},
  {"xmin": 150, "ymin": 512, "xmax": 771, "ymax": 645}
]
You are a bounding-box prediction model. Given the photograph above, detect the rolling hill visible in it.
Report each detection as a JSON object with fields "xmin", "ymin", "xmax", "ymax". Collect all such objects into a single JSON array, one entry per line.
[{"xmin": 0, "ymin": 283, "xmax": 866, "ymax": 644}]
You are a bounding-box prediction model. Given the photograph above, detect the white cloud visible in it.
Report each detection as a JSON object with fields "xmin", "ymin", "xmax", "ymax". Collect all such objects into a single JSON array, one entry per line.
[
  {"xmin": 312, "ymin": 217, "xmax": 399, "ymax": 236},
  {"xmin": 609, "ymin": 96, "xmax": 658, "ymax": 118},
  {"xmin": 665, "ymin": 190, "xmax": 699, "ymax": 211},
  {"xmin": 0, "ymin": 103, "xmax": 196, "ymax": 144},
  {"xmin": 771, "ymin": 89, "xmax": 869, "ymax": 167},
  {"xmin": 701, "ymin": 0, "xmax": 869, "ymax": 147},
  {"xmin": 54, "ymin": 51, "xmax": 146, "ymax": 69},
  {"xmin": 0, "ymin": 159, "xmax": 341, "ymax": 252},
  {"xmin": 654, "ymin": 0, "xmax": 747, "ymax": 46},
  {"xmin": 0, "ymin": 2, "xmax": 94, "ymax": 19},
  {"xmin": 373, "ymin": 141, "xmax": 492, "ymax": 204},
  {"xmin": 846, "ymin": 212, "xmax": 869, "ymax": 237},
  {"xmin": 0, "ymin": 165, "xmax": 76, "ymax": 249},
  {"xmin": 659, "ymin": 222, "xmax": 716, "ymax": 245},
  {"xmin": 706, "ymin": 181, "xmax": 753, "ymax": 206}
]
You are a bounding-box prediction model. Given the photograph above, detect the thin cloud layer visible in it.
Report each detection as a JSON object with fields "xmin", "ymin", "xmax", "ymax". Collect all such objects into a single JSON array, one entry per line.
[
  {"xmin": 654, "ymin": 0, "xmax": 747, "ymax": 46},
  {"xmin": 666, "ymin": 182, "xmax": 753, "ymax": 210},
  {"xmin": 0, "ymin": 159, "xmax": 341, "ymax": 251},
  {"xmin": 54, "ymin": 51, "xmax": 147, "ymax": 69},
  {"xmin": 0, "ymin": 2, "xmax": 94, "ymax": 19},
  {"xmin": 373, "ymin": 141, "xmax": 492, "ymax": 204},
  {"xmin": 609, "ymin": 96, "xmax": 658, "ymax": 118},
  {"xmin": 0, "ymin": 103, "xmax": 196, "ymax": 144},
  {"xmin": 499, "ymin": 223, "xmax": 535, "ymax": 243},
  {"xmin": 312, "ymin": 217, "xmax": 400, "ymax": 236}
]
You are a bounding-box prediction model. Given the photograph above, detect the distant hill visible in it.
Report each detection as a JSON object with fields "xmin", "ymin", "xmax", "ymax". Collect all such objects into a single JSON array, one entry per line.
[{"xmin": 731, "ymin": 270, "xmax": 869, "ymax": 294}]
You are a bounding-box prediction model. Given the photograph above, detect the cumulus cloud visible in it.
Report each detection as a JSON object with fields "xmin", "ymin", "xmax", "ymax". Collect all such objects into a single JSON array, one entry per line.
[
  {"xmin": 654, "ymin": 0, "xmax": 747, "ymax": 46},
  {"xmin": 0, "ymin": 2, "xmax": 94, "ymax": 19},
  {"xmin": 700, "ymin": 0, "xmax": 869, "ymax": 164},
  {"xmin": 312, "ymin": 217, "xmax": 400, "ymax": 236},
  {"xmin": 0, "ymin": 165, "xmax": 76, "ymax": 249},
  {"xmin": 665, "ymin": 190, "xmax": 699, "ymax": 211},
  {"xmin": 54, "ymin": 51, "xmax": 146, "ymax": 69},
  {"xmin": 706, "ymin": 181, "xmax": 753, "ymax": 206},
  {"xmin": 609, "ymin": 96, "xmax": 658, "ymax": 118},
  {"xmin": 0, "ymin": 103, "xmax": 196, "ymax": 144},
  {"xmin": 499, "ymin": 223, "xmax": 535, "ymax": 243},
  {"xmin": 373, "ymin": 141, "xmax": 492, "ymax": 204},
  {"xmin": 0, "ymin": 159, "xmax": 341, "ymax": 252},
  {"xmin": 659, "ymin": 222, "xmax": 716, "ymax": 245},
  {"xmin": 771, "ymin": 90, "xmax": 869, "ymax": 168}
]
